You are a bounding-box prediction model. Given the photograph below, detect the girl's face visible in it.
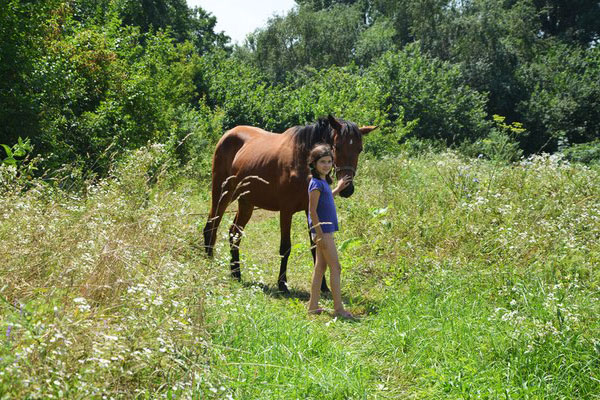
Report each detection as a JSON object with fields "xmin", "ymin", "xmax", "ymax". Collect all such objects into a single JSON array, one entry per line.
[{"xmin": 315, "ymin": 155, "xmax": 333, "ymax": 177}]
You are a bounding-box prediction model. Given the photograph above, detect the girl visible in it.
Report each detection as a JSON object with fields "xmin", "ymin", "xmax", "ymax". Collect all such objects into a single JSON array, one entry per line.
[{"xmin": 306, "ymin": 144, "xmax": 354, "ymax": 318}]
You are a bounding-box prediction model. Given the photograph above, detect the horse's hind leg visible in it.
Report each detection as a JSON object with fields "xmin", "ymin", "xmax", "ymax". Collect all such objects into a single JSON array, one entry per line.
[
  {"xmin": 229, "ymin": 199, "xmax": 254, "ymax": 280},
  {"xmin": 203, "ymin": 174, "xmax": 236, "ymax": 257},
  {"xmin": 278, "ymin": 211, "xmax": 294, "ymax": 293}
]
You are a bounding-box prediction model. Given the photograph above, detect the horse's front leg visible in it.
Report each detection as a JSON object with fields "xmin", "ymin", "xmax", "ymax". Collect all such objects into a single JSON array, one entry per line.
[{"xmin": 278, "ymin": 211, "xmax": 293, "ymax": 293}]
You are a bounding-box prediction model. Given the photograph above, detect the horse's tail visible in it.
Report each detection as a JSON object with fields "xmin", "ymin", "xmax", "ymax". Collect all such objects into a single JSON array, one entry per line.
[{"xmin": 203, "ymin": 129, "xmax": 246, "ymax": 255}]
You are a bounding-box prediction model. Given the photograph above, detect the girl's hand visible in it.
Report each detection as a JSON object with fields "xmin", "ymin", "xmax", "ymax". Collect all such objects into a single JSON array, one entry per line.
[{"xmin": 336, "ymin": 175, "xmax": 352, "ymax": 191}]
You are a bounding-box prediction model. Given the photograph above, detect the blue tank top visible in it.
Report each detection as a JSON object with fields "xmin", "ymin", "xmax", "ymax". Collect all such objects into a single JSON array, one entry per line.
[{"xmin": 307, "ymin": 177, "xmax": 339, "ymax": 233}]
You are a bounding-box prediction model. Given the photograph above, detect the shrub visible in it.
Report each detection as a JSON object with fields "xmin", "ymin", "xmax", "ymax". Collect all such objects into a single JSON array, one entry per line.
[
  {"xmin": 561, "ymin": 140, "xmax": 600, "ymax": 165},
  {"xmin": 517, "ymin": 42, "xmax": 600, "ymax": 153},
  {"xmin": 368, "ymin": 44, "xmax": 491, "ymax": 145},
  {"xmin": 458, "ymin": 115, "xmax": 524, "ymax": 163}
]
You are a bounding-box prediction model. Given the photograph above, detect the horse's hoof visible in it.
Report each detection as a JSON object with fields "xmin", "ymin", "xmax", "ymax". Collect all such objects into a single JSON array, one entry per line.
[
  {"xmin": 278, "ymin": 282, "xmax": 290, "ymax": 294},
  {"xmin": 231, "ymin": 270, "xmax": 241, "ymax": 281}
]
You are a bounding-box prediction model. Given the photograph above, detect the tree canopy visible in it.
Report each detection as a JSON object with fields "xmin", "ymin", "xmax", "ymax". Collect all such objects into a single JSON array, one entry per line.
[{"xmin": 2, "ymin": 0, "xmax": 599, "ymax": 179}]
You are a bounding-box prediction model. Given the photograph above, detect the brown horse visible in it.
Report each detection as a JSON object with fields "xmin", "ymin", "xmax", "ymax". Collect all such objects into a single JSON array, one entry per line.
[{"xmin": 203, "ymin": 115, "xmax": 376, "ymax": 293}]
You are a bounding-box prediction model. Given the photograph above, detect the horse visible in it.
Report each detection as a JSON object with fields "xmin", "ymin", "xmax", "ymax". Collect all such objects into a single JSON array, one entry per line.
[{"xmin": 203, "ymin": 115, "xmax": 377, "ymax": 293}]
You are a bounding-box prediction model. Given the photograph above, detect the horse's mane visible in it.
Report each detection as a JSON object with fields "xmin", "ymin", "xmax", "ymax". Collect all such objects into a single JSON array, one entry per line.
[{"xmin": 290, "ymin": 117, "xmax": 359, "ymax": 155}]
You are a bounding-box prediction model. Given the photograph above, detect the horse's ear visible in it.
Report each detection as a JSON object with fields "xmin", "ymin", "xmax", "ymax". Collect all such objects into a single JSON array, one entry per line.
[
  {"xmin": 359, "ymin": 125, "xmax": 378, "ymax": 136},
  {"xmin": 327, "ymin": 114, "xmax": 342, "ymax": 131}
]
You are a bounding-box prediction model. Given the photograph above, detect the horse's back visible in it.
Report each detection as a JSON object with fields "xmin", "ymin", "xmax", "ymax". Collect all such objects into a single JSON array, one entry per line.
[
  {"xmin": 214, "ymin": 126, "xmax": 288, "ymax": 171},
  {"xmin": 211, "ymin": 125, "xmax": 301, "ymax": 211}
]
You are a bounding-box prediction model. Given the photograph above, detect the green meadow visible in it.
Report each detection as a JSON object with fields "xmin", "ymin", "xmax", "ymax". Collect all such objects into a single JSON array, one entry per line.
[{"xmin": 1, "ymin": 148, "xmax": 599, "ymax": 399}]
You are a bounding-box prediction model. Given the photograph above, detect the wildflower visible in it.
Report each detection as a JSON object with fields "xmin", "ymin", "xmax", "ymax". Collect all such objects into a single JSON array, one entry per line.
[{"xmin": 73, "ymin": 297, "xmax": 91, "ymax": 312}]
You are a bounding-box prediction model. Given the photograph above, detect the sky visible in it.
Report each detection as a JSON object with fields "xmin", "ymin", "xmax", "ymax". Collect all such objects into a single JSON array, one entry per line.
[{"xmin": 186, "ymin": 0, "xmax": 297, "ymax": 44}]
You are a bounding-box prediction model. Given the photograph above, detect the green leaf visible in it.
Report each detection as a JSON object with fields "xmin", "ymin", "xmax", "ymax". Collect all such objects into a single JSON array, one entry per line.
[
  {"xmin": 339, "ymin": 237, "xmax": 362, "ymax": 252},
  {"xmin": 1, "ymin": 144, "xmax": 13, "ymax": 159},
  {"xmin": 13, "ymin": 148, "xmax": 26, "ymax": 157}
]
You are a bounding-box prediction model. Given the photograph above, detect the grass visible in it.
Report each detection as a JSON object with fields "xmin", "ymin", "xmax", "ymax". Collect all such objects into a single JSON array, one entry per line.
[{"xmin": 1, "ymin": 147, "xmax": 599, "ymax": 399}]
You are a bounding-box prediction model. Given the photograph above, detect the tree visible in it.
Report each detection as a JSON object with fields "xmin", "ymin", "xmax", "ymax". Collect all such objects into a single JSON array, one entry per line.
[
  {"xmin": 369, "ymin": 44, "xmax": 490, "ymax": 145},
  {"xmin": 69, "ymin": 0, "xmax": 230, "ymax": 53},
  {"xmin": 112, "ymin": 0, "xmax": 190, "ymax": 41},
  {"xmin": 440, "ymin": 0, "xmax": 540, "ymax": 120},
  {"xmin": 532, "ymin": 0, "xmax": 600, "ymax": 45},
  {"xmin": 517, "ymin": 42, "xmax": 600, "ymax": 153},
  {"xmin": 354, "ymin": 17, "xmax": 397, "ymax": 66},
  {"xmin": 187, "ymin": 7, "xmax": 230, "ymax": 54},
  {"xmin": 238, "ymin": 4, "xmax": 365, "ymax": 82},
  {"xmin": 0, "ymin": 0, "xmax": 61, "ymax": 147}
]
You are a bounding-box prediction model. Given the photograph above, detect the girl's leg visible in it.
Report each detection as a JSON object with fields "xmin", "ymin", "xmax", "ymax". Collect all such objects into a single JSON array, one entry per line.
[
  {"xmin": 308, "ymin": 241, "xmax": 327, "ymax": 312},
  {"xmin": 317, "ymin": 233, "xmax": 349, "ymax": 315}
]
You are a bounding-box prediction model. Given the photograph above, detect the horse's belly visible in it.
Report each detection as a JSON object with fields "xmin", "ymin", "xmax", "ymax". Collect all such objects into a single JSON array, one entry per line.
[
  {"xmin": 238, "ymin": 186, "xmax": 285, "ymax": 211},
  {"xmin": 236, "ymin": 180, "xmax": 306, "ymax": 212}
]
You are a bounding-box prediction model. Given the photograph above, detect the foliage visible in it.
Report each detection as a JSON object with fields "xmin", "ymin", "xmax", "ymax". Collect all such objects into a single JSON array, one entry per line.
[
  {"xmin": 0, "ymin": 0, "xmax": 61, "ymax": 147},
  {"xmin": 368, "ymin": 45, "xmax": 490, "ymax": 145},
  {"xmin": 0, "ymin": 0, "xmax": 229, "ymax": 180},
  {"xmin": 517, "ymin": 42, "xmax": 600, "ymax": 153},
  {"xmin": 70, "ymin": 0, "xmax": 230, "ymax": 52},
  {"xmin": 459, "ymin": 115, "xmax": 525, "ymax": 163},
  {"xmin": 36, "ymin": 24, "xmax": 196, "ymax": 174},
  {"xmin": 169, "ymin": 103, "xmax": 226, "ymax": 180},
  {"xmin": 283, "ymin": 66, "xmax": 390, "ymax": 128},
  {"xmin": 196, "ymin": 54, "xmax": 397, "ymax": 140},
  {"xmin": 441, "ymin": 0, "xmax": 536, "ymax": 121},
  {"xmin": 532, "ymin": 0, "xmax": 600, "ymax": 44},
  {"xmin": 2, "ymin": 0, "xmax": 600, "ymax": 184},
  {"xmin": 195, "ymin": 51, "xmax": 284, "ymax": 131},
  {"xmin": 238, "ymin": 3, "xmax": 366, "ymax": 83},
  {"xmin": 0, "ymin": 138, "xmax": 39, "ymax": 190},
  {"xmin": 1, "ymin": 137, "xmax": 33, "ymax": 168},
  {"xmin": 354, "ymin": 17, "xmax": 398, "ymax": 66},
  {"xmin": 561, "ymin": 140, "xmax": 600, "ymax": 166}
]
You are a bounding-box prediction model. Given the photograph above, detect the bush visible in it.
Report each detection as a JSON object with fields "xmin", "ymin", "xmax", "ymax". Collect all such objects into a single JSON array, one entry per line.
[
  {"xmin": 0, "ymin": 137, "xmax": 40, "ymax": 192},
  {"xmin": 169, "ymin": 103, "xmax": 226, "ymax": 180},
  {"xmin": 283, "ymin": 65, "xmax": 391, "ymax": 130},
  {"xmin": 458, "ymin": 115, "xmax": 524, "ymax": 163},
  {"xmin": 517, "ymin": 42, "xmax": 600, "ymax": 153},
  {"xmin": 23, "ymin": 9, "xmax": 205, "ymax": 177},
  {"xmin": 368, "ymin": 44, "xmax": 491, "ymax": 145},
  {"xmin": 561, "ymin": 140, "xmax": 600, "ymax": 165},
  {"xmin": 196, "ymin": 55, "xmax": 394, "ymax": 136}
]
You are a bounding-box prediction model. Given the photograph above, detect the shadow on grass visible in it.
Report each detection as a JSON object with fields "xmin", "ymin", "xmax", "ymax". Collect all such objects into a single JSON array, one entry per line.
[
  {"xmin": 242, "ymin": 281, "xmax": 311, "ymax": 300},
  {"xmin": 241, "ymin": 281, "xmax": 382, "ymax": 319}
]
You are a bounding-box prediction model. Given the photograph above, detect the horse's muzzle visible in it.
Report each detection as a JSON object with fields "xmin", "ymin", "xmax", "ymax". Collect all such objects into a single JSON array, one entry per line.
[{"xmin": 339, "ymin": 183, "xmax": 354, "ymax": 198}]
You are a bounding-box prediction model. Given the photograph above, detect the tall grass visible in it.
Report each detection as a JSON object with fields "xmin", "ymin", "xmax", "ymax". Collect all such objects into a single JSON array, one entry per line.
[{"xmin": 1, "ymin": 148, "xmax": 599, "ymax": 398}]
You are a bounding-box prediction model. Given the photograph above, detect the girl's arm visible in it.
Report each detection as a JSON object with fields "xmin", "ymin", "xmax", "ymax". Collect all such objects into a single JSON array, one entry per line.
[
  {"xmin": 332, "ymin": 176, "xmax": 352, "ymax": 196},
  {"xmin": 308, "ymin": 189, "xmax": 323, "ymax": 238}
]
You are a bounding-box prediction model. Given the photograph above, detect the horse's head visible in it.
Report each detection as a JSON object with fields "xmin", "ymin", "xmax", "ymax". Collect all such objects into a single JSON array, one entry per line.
[{"xmin": 327, "ymin": 115, "xmax": 377, "ymax": 198}]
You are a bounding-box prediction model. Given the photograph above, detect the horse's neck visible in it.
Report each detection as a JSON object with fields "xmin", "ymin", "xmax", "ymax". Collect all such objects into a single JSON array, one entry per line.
[{"xmin": 283, "ymin": 126, "xmax": 331, "ymax": 174}]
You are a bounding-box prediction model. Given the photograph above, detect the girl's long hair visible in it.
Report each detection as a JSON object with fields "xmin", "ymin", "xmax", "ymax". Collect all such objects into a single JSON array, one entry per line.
[{"xmin": 308, "ymin": 144, "xmax": 333, "ymax": 184}]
